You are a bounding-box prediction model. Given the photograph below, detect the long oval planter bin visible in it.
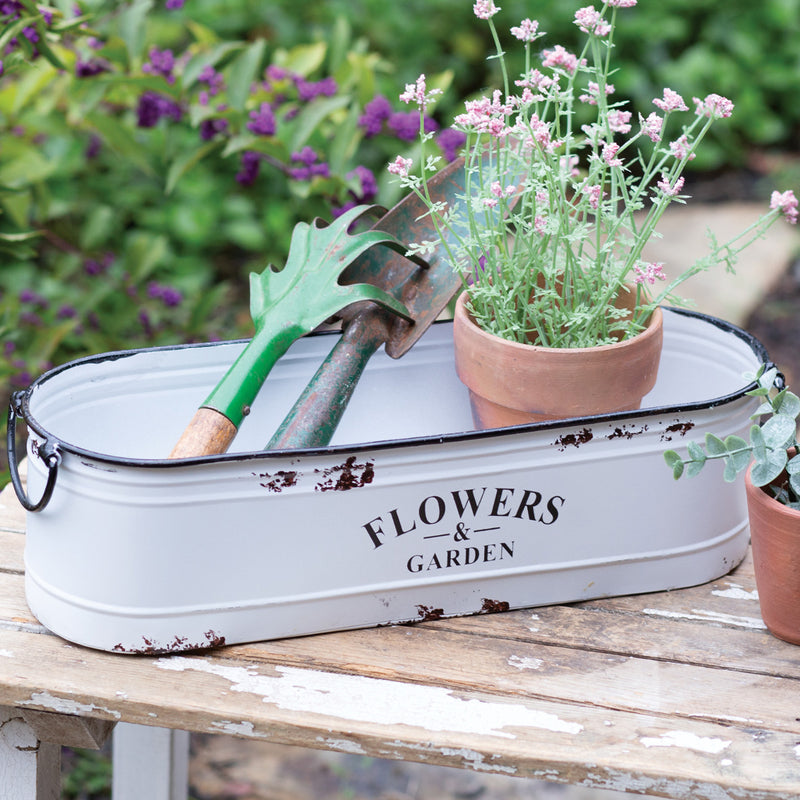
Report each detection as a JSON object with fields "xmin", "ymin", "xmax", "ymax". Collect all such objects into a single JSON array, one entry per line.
[{"xmin": 11, "ymin": 307, "xmax": 767, "ymax": 654}]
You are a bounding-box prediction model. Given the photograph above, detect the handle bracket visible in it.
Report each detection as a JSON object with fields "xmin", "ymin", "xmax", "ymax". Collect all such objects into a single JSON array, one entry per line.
[{"xmin": 6, "ymin": 392, "xmax": 60, "ymax": 512}]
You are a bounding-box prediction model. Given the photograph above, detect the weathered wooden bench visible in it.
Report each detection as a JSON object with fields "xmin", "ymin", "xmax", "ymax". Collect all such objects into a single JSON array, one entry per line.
[{"xmin": 1, "ymin": 479, "xmax": 798, "ymax": 799}]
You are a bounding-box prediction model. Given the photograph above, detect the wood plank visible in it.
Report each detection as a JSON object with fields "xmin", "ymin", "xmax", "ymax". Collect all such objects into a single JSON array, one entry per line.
[
  {"xmin": 0, "ymin": 572, "xmax": 42, "ymax": 631},
  {"xmin": 0, "ymin": 630, "xmax": 797, "ymax": 799},
  {"xmin": 432, "ymin": 602, "xmax": 800, "ymax": 679},
  {"xmin": 0, "ymin": 530, "xmax": 25, "ymax": 574},
  {"xmin": 20, "ymin": 708, "xmax": 115, "ymax": 749},
  {"xmin": 0, "ymin": 484, "xmax": 26, "ymax": 535}
]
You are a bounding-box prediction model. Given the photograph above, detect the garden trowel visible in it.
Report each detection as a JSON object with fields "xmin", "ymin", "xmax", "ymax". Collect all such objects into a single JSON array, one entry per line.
[{"xmin": 266, "ymin": 155, "xmax": 474, "ymax": 450}]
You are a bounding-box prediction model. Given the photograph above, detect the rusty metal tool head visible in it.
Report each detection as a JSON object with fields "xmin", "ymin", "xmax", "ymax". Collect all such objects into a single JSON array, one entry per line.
[{"xmin": 266, "ymin": 155, "xmax": 476, "ymax": 450}]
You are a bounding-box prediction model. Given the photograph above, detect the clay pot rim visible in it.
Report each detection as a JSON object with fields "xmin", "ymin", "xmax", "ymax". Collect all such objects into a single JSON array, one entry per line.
[{"xmin": 455, "ymin": 290, "xmax": 663, "ymax": 355}]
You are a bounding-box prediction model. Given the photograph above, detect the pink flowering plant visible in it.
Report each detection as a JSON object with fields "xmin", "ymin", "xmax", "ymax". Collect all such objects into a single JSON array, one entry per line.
[{"xmin": 390, "ymin": 0, "xmax": 798, "ymax": 348}]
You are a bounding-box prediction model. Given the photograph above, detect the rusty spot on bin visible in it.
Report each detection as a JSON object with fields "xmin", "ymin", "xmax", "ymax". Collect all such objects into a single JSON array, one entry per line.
[
  {"xmin": 607, "ymin": 424, "xmax": 648, "ymax": 441},
  {"xmin": 254, "ymin": 469, "xmax": 299, "ymax": 492},
  {"xmin": 112, "ymin": 630, "xmax": 226, "ymax": 655},
  {"xmin": 416, "ymin": 604, "xmax": 444, "ymax": 621},
  {"xmin": 660, "ymin": 421, "xmax": 695, "ymax": 442},
  {"xmin": 555, "ymin": 427, "xmax": 593, "ymax": 451},
  {"xmin": 315, "ymin": 455, "xmax": 375, "ymax": 492},
  {"xmin": 480, "ymin": 598, "xmax": 510, "ymax": 614}
]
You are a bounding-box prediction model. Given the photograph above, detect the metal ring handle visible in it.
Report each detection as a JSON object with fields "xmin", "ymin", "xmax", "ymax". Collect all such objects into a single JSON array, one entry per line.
[{"xmin": 6, "ymin": 392, "xmax": 60, "ymax": 512}]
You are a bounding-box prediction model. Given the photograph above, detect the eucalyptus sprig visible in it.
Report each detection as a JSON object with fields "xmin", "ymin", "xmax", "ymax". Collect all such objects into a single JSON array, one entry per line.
[{"xmin": 664, "ymin": 365, "xmax": 800, "ymax": 508}]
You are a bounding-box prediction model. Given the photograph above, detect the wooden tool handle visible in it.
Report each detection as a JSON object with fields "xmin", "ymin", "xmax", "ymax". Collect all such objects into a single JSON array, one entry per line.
[{"xmin": 169, "ymin": 407, "xmax": 238, "ymax": 459}]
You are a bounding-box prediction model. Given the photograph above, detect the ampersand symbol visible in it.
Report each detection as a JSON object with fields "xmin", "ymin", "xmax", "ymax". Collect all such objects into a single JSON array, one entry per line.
[{"xmin": 453, "ymin": 522, "xmax": 470, "ymax": 542}]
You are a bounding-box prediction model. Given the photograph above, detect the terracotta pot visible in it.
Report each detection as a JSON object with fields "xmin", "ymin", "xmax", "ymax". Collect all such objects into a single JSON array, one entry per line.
[
  {"xmin": 452, "ymin": 290, "xmax": 663, "ymax": 429},
  {"xmin": 745, "ymin": 466, "xmax": 800, "ymax": 645}
]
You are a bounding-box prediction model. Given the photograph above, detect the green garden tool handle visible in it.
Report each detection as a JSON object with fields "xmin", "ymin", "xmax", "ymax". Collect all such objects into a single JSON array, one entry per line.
[{"xmin": 266, "ymin": 307, "xmax": 391, "ymax": 450}]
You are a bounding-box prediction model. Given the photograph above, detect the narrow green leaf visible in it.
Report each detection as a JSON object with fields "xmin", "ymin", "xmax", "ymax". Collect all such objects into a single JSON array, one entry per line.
[
  {"xmin": 166, "ymin": 140, "xmax": 223, "ymax": 195},
  {"xmin": 285, "ymin": 94, "xmax": 352, "ymax": 152},
  {"xmin": 85, "ymin": 112, "xmax": 156, "ymax": 176},
  {"xmin": 118, "ymin": 0, "xmax": 154, "ymax": 65},
  {"xmin": 227, "ymin": 39, "xmax": 267, "ymax": 111}
]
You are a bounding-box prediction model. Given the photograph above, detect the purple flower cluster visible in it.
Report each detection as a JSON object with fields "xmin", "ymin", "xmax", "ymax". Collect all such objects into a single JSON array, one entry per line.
[
  {"xmin": 197, "ymin": 65, "xmax": 225, "ymax": 106},
  {"xmin": 142, "ymin": 47, "xmax": 176, "ymax": 84},
  {"xmin": 333, "ymin": 165, "xmax": 379, "ymax": 217},
  {"xmin": 289, "ymin": 147, "xmax": 330, "ymax": 181},
  {"xmin": 295, "ymin": 76, "xmax": 338, "ymax": 102},
  {"xmin": 200, "ymin": 117, "xmax": 229, "ymax": 141},
  {"xmin": 236, "ymin": 151, "xmax": 261, "ymax": 186},
  {"xmin": 357, "ymin": 93, "xmax": 462, "ymax": 160},
  {"xmin": 137, "ymin": 92, "xmax": 182, "ymax": 128},
  {"xmin": 84, "ymin": 253, "xmax": 114, "ymax": 275},
  {"xmin": 76, "ymin": 59, "xmax": 109, "ymax": 78},
  {"xmin": 147, "ymin": 281, "xmax": 183, "ymax": 307},
  {"xmin": 247, "ymin": 103, "xmax": 276, "ymax": 136}
]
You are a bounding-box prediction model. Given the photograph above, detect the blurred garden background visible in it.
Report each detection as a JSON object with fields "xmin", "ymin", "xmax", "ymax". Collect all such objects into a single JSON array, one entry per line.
[{"xmin": 2, "ymin": 0, "xmax": 800, "ymax": 486}]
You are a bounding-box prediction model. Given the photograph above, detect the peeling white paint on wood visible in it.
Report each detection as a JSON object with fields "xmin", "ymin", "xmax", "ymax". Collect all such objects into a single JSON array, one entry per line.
[
  {"xmin": 0, "ymin": 620, "xmax": 48, "ymax": 635},
  {"xmin": 794, "ymin": 744, "xmax": 800, "ymax": 760},
  {"xmin": 508, "ymin": 655, "xmax": 544, "ymax": 671},
  {"xmin": 640, "ymin": 730, "xmax": 731, "ymax": 754},
  {"xmin": 210, "ymin": 720, "xmax": 257, "ymax": 737},
  {"xmin": 315, "ymin": 737, "xmax": 366, "ymax": 754},
  {"xmin": 391, "ymin": 740, "xmax": 519, "ymax": 774},
  {"xmin": 19, "ymin": 691, "xmax": 121, "ymax": 720},
  {"xmin": 642, "ymin": 608, "xmax": 767, "ymax": 629},
  {"xmin": 156, "ymin": 659, "xmax": 583, "ymax": 738},
  {"xmin": 711, "ymin": 583, "xmax": 759, "ymax": 601},
  {"xmin": 528, "ymin": 613, "xmax": 540, "ymax": 632},
  {"xmin": 0, "ymin": 649, "xmax": 12, "ymax": 658}
]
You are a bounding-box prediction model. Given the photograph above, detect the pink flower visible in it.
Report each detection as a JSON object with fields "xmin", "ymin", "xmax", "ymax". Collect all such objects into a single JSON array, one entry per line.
[
  {"xmin": 534, "ymin": 215, "xmax": 547, "ymax": 235},
  {"xmin": 542, "ymin": 45, "xmax": 584, "ymax": 76},
  {"xmin": 601, "ymin": 142, "xmax": 622, "ymax": 167},
  {"xmin": 669, "ymin": 134, "xmax": 696, "ymax": 161},
  {"xmin": 388, "ymin": 156, "xmax": 413, "ymax": 178},
  {"xmin": 634, "ymin": 262, "xmax": 666, "ymax": 285},
  {"xmin": 473, "ymin": 0, "xmax": 500, "ymax": 19},
  {"xmin": 653, "ymin": 88, "xmax": 688, "ymax": 113},
  {"xmin": 399, "ymin": 74, "xmax": 441, "ymax": 112},
  {"xmin": 561, "ymin": 155, "xmax": 580, "ymax": 177},
  {"xmin": 657, "ymin": 174, "xmax": 685, "ymax": 196},
  {"xmin": 511, "ymin": 18, "xmax": 539, "ymax": 41},
  {"xmin": 693, "ymin": 93, "xmax": 734, "ymax": 119},
  {"xmin": 770, "ymin": 190, "xmax": 798, "ymax": 225},
  {"xmin": 584, "ymin": 184, "xmax": 606, "ymax": 210},
  {"xmin": 483, "ymin": 197, "xmax": 499, "ymax": 208},
  {"xmin": 574, "ymin": 6, "xmax": 611, "ymax": 37},
  {"xmin": 454, "ymin": 90, "xmax": 513, "ymax": 136},
  {"xmin": 641, "ymin": 112, "xmax": 663, "ymax": 142},
  {"xmin": 579, "ymin": 81, "xmax": 614, "ymax": 105},
  {"xmin": 607, "ymin": 109, "xmax": 632, "ymax": 133},
  {"xmin": 608, "ymin": 0, "xmax": 637, "ymax": 6}
]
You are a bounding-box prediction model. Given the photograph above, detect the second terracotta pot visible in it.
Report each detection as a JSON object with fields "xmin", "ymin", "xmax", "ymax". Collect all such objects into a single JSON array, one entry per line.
[
  {"xmin": 452, "ymin": 290, "xmax": 663, "ymax": 429},
  {"xmin": 745, "ymin": 467, "xmax": 800, "ymax": 646}
]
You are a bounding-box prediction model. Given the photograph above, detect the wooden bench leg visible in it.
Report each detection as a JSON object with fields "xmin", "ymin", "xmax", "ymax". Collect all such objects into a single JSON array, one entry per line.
[
  {"xmin": 111, "ymin": 723, "xmax": 189, "ymax": 800},
  {"xmin": 0, "ymin": 706, "xmax": 60, "ymax": 800}
]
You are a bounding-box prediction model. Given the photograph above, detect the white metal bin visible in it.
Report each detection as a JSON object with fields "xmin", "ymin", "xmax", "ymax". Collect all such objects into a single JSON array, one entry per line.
[{"xmin": 9, "ymin": 307, "xmax": 767, "ymax": 653}]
